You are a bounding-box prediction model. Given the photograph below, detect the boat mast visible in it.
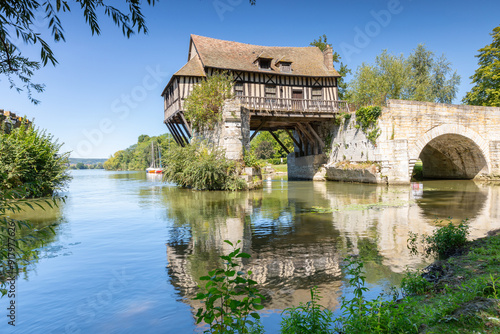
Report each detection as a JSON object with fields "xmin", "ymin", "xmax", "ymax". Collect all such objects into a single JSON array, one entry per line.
[
  {"xmin": 158, "ymin": 144, "xmax": 162, "ymax": 169},
  {"xmin": 150, "ymin": 141, "xmax": 156, "ymax": 168}
]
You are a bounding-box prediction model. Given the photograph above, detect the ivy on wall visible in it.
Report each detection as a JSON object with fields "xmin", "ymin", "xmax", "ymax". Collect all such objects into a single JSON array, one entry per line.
[{"xmin": 355, "ymin": 106, "xmax": 382, "ymax": 145}]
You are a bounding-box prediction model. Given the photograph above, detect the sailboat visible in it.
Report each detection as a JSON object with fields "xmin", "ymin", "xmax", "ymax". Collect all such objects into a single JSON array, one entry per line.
[{"xmin": 146, "ymin": 142, "xmax": 163, "ymax": 174}]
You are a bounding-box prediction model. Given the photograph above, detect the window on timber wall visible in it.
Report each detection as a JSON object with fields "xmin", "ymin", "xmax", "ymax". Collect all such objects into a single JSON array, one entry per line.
[
  {"xmin": 265, "ymin": 85, "xmax": 277, "ymax": 103},
  {"xmin": 312, "ymin": 87, "xmax": 323, "ymax": 100},
  {"xmin": 234, "ymin": 82, "xmax": 244, "ymax": 96},
  {"xmin": 259, "ymin": 58, "xmax": 272, "ymax": 70}
]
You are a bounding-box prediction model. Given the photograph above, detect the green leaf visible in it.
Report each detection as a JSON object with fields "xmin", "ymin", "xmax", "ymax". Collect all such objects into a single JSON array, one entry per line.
[
  {"xmin": 236, "ymin": 252, "xmax": 251, "ymax": 259},
  {"xmin": 250, "ymin": 312, "xmax": 261, "ymax": 319}
]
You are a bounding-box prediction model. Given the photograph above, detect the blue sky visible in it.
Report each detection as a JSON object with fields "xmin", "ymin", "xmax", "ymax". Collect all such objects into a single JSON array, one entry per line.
[{"xmin": 1, "ymin": 0, "xmax": 499, "ymax": 158}]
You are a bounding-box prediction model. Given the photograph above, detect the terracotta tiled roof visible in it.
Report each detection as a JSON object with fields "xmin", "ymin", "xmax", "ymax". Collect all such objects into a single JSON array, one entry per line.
[
  {"xmin": 189, "ymin": 35, "xmax": 340, "ymax": 77},
  {"xmin": 174, "ymin": 55, "xmax": 206, "ymax": 77}
]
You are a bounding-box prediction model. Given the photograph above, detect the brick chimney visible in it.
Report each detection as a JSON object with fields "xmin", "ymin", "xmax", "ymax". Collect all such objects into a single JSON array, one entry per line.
[{"xmin": 323, "ymin": 45, "xmax": 334, "ymax": 71}]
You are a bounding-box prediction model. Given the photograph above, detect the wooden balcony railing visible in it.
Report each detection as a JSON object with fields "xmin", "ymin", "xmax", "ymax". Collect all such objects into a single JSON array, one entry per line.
[
  {"xmin": 164, "ymin": 96, "xmax": 351, "ymax": 122},
  {"xmin": 237, "ymin": 96, "xmax": 350, "ymax": 114}
]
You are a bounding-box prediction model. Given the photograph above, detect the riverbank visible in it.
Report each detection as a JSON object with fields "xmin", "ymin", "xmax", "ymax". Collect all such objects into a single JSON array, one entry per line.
[{"xmin": 401, "ymin": 229, "xmax": 500, "ymax": 333}]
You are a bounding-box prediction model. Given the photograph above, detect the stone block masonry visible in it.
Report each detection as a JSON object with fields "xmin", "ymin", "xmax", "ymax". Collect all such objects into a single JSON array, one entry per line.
[
  {"xmin": 192, "ymin": 99, "xmax": 249, "ymax": 161},
  {"xmin": 325, "ymin": 100, "xmax": 500, "ymax": 184},
  {"xmin": 221, "ymin": 99, "xmax": 249, "ymax": 160}
]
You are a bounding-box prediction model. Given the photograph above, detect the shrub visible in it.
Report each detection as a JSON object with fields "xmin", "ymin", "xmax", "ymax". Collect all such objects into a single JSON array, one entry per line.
[
  {"xmin": 281, "ymin": 286, "xmax": 334, "ymax": 334},
  {"xmin": 336, "ymin": 256, "xmax": 418, "ymax": 333},
  {"xmin": 194, "ymin": 240, "xmax": 264, "ymax": 334},
  {"xmin": 400, "ymin": 269, "xmax": 432, "ymax": 296},
  {"xmin": 408, "ymin": 219, "xmax": 470, "ymax": 259},
  {"xmin": 163, "ymin": 141, "xmax": 246, "ymax": 191},
  {"xmin": 0, "ymin": 123, "xmax": 71, "ymax": 198},
  {"xmin": 243, "ymin": 150, "xmax": 262, "ymax": 171}
]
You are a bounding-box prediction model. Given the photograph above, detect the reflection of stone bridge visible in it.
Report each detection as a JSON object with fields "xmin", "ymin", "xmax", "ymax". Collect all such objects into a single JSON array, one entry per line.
[{"xmin": 290, "ymin": 100, "xmax": 500, "ymax": 183}]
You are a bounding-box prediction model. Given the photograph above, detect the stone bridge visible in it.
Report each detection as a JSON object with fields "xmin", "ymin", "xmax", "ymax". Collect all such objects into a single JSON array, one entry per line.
[{"xmin": 289, "ymin": 99, "xmax": 500, "ymax": 184}]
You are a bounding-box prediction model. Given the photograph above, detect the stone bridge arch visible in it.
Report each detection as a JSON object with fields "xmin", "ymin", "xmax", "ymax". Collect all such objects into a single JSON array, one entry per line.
[{"xmin": 409, "ymin": 124, "xmax": 491, "ymax": 179}]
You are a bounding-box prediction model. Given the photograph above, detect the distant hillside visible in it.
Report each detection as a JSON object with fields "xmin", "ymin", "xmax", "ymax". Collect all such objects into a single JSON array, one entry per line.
[{"xmin": 69, "ymin": 158, "xmax": 107, "ymax": 165}]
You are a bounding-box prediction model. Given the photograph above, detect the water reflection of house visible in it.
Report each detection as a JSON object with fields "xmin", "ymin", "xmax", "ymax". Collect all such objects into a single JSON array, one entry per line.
[
  {"xmin": 165, "ymin": 190, "xmax": 343, "ymax": 310},
  {"xmin": 165, "ymin": 180, "xmax": 500, "ymax": 314},
  {"xmin": 166, "ymin": 240, "xmax": 342, "ymax": 310}
]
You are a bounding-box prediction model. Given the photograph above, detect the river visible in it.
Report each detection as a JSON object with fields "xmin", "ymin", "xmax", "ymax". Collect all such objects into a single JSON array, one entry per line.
[{"xmin": 2, "ymin": 170, "xmax": 500, "ymax": 333}]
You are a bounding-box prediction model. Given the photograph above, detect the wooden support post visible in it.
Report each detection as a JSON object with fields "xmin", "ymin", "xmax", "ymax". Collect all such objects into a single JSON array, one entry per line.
[
  {"xmin": 166, "ymin": 122, "xmax": 184, "ymax": 147},
  {"xmin": 173, "ymin": 114, "xmax": 190, "ymax": 144},
  {"xmin": 173, "ymin": 121, "xmax": 189, "ymax": 145},
  {"xmin": 295, "ymin": 127, "xmax": 306, "ymax": 156},
  {"xmin": 285, "ymin": 129, "xmax": 301, "ymax": 148},
  {"xmin": 306, "ymin": 123, "xmax": 325, "ymax": 148},
  {"xmin": 296, "ymin": 123, "xmax": 315, "ymax": 143},
  {"xmin": 285, "ymin": 129, "xmax": 303, "ymax": 156},
  {"xmin": 296, "ymin": 123, "xmax": 316, "ymax": 155},
  {"xmin": 179, "ymin": 112, "xmax": 192, "ymax": 137},
  {"xmin": 165, "ymin": 122, "xmax": 179, "ymax": 145},
  {"xmin": 250, "ymin": 121, "xmax": 267, "ymax": 141},
  {"xmin": 269, "ymin": 131, "xmax": 290, "ymax": 154},
  {"xmin": 178, "ymin": 121, "xmax": 191, "ymax": 142}
]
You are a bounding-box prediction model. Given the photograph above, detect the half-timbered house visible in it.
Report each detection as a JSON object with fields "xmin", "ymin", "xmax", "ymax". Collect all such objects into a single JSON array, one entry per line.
[{"xmin": 162, "ymin": 35, "xmax": 348, "ymax": 156}]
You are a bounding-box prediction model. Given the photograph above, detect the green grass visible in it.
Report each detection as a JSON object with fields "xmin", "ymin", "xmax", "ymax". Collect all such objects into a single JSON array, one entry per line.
[
  {"xmin": 270, "ymin": 164, "xmax": 288, "ymax": 173},
  {"xmin": 404, "ymin": 231, "xmax": 500, "ymax": 333}
]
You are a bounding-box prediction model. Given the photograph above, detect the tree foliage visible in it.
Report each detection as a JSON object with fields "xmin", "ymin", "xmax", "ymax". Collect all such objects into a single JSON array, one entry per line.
[
  {"xmin": 310, "ymin": 35, "xmax": 351, "ymax": 100},
  {"xmin": 463, "ymin": 25, "xmax": 500, "ymax": 107},
  {"xmin": 0, "ymin": 0, "xmax": 156, "ymax": 103},
  {"xmin": 0, "ymin": 122, "xmax": 71, "ymax": 198},
  {"xmin": 349, "ymin": 45, "xmax": 460, "ymax": 106},
  {"xmin": 250, "ymin": 130, "xmax": 293, "ymax": 160},
  {"xmin": 184, "ymin": 73, "xmax": 234, "ymax": 132},
  {"xmin": 103, "ymin": 133, "xmax": 174, "ymax": 171}
]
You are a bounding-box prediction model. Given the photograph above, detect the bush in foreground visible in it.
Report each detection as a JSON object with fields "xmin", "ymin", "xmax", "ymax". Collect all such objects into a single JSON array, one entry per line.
[
  {"xmin": 163, "ymin": 141, "xmax": 246, "ymax": 191},
  {"xmin": 0, "ymin": 123, "xmax": 70, "ymax": 198},
  {"xmin": 408, "ymin": 219, "xmax": 470, "ymax": 259}
]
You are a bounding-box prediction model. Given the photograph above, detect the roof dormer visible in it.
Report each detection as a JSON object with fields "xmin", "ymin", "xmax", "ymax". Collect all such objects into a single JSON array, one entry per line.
[
  {"xmin": 276, "ymin": 57, "xmax": 293, "ymax": 73},
  {"xmin": 258, "ymin": 58, "xmax": 272, "ymax": 70}
]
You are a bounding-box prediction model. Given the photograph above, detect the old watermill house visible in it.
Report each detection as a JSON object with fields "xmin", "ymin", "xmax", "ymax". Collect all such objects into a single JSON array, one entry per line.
[{"xmin": 161, "ymin": 35, "xmax": 348, "ymax": 161}]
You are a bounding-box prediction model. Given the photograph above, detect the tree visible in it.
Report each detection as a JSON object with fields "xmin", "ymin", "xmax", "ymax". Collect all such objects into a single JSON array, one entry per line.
[
  {"xmin": 349, "ymin": 45, "xmax": 460, "ymax": 106},
  {"xmin": 254, "ymin": 140, "xmax": 275, "ymax": 159},
  {"xmin": 310, "ymin": 35, "xmax": 351, "ymax": 100},
  {"xmin": 183, "ymin": 73, "xmax": 234, "ymax": 132},
  {"xmin": 104, "ymin": 134, "xmax": 174, "ymax": 171},
  {"xmin": 250, "ymin": 130, "xmax": 293, "ymax": 159},
  {"xmin": 0, "ymin": 0, "xmax": 157, "ymax": 104},
  {"xmin": 463, "ymin": 25, "xmax": 500, "ymax": 107}
]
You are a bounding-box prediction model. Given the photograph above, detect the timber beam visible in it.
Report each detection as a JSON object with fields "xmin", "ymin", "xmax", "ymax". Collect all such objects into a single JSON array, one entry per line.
[{"xmin": 269, "ymin": 131, "xmax": 290, "ymax": 154}]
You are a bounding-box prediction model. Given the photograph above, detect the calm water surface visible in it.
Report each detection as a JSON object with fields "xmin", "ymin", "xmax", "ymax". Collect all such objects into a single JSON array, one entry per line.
[{"xmin": 2, "ymin": 170, "xmax": 500, "ymax": 333}]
